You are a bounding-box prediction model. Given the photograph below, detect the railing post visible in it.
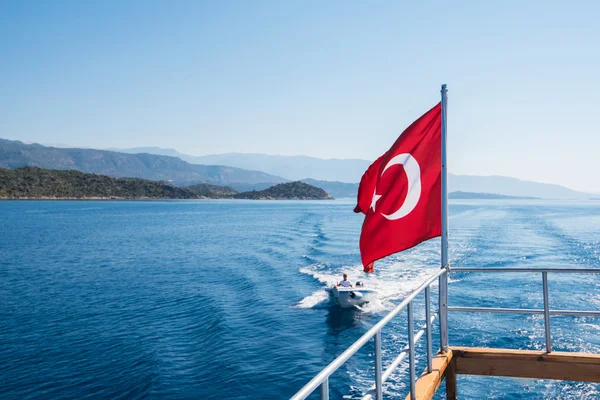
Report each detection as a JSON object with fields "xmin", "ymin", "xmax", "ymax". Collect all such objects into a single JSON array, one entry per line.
[
  {"xmin": 425, "ymin": 286, "xmax": 433, "ymax": 374},
  {"xmin": 542, "ymin": 272, "xmax": 552, "ymax": 352},
  {"xmin": 374, "ymin": 331, "xmax": 383, "ymax": 400},
  {"xmin": 408, "ymin": 302, "xmax": 416, "ymax": 400},
  {"xmin": 439, "ymin": 271, "xmax": 449, "ymax": 351},
  {"xmin": 320, "ymin": 379, "xmax": 329, "ymax": 400}
]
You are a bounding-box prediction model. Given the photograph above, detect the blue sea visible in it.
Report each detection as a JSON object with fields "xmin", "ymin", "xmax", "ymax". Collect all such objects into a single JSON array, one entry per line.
[{"xmin": 1, "ymin": 200, "xmax": 600, "ymax": 399}]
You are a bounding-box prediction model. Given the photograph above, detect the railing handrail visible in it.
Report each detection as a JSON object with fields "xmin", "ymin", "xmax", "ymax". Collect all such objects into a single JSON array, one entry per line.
[
  {"xmin": 292, "ymin": 266, "xmax": 600, "ymax": 400},
  {"xmin": 449, "ymin": 267, "xmax": 600, "ymax": 354},
  {"xmin": 290, "ymin": 268, "xmax": 447, "ymax": 400},
  {"xmin": 452, "ymin": 267, "xmax": 600, "ymax": 273},
  {"xmin": 448, "ymin": 306, "xmax": 600, "ymax": 317}
]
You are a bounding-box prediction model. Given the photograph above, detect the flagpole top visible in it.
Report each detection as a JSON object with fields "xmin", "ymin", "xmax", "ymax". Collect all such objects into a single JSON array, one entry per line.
[{"xmin": 441, "ymin": 84, "xmax": 447, "ymax": 92}]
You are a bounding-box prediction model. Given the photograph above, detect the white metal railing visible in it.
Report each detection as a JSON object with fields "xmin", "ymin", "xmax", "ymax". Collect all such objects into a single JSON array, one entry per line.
[
  {"xmin": 291, "ymin": 268, "xmax": 448, "ymax": 400},
  {"xmin": 449, "ymin": 267, "xmax": 600, "ymax": 352},
  {"xmin": 291, "ymin": 267, "xmax": 600, "ymax": 400}
]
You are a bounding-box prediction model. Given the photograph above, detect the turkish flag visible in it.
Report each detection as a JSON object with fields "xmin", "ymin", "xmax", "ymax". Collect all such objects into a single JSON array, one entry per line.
[{"xmin": 355, "ymin": 103, "xmax": 442, "ymax": 271}]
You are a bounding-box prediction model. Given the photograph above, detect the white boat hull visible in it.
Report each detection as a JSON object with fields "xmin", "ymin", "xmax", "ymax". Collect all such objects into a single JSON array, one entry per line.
[{"xmin": 330, "ymin": 286, "xmax": 378, "ymax": 308}]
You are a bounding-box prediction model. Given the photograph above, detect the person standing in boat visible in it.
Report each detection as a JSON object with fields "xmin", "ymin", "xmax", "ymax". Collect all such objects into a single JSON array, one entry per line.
[{"xmin": 337, "ymin": 273, "xmax": 352, "ymax": 287}]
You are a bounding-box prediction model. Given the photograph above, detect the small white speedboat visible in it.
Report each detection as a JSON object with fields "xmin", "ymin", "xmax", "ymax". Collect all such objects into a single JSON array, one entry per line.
[{"xmin": 329, "ymin": 282, "xmax": 379, "ymax": 308}]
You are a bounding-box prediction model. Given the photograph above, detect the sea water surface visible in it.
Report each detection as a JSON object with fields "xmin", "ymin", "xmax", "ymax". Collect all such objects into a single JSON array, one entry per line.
[{"xmin": 1, "ymin": 200, "xmax": 600, "ymax": 399}]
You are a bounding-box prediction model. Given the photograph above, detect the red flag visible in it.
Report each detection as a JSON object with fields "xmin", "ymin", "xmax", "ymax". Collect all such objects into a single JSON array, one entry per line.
[{"xmin": 355, "ymin": 103, "xmax": 442, "ymax": 271}]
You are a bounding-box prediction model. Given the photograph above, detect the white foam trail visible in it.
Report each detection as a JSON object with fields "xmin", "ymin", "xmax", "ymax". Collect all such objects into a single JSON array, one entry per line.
[
  {"xmin": 296, "ymin": 289, "xmax": 330, "ymax": 309},
  {"xmin": 296, "ymin": 248, "xmax": 440, "ymax": 312}
]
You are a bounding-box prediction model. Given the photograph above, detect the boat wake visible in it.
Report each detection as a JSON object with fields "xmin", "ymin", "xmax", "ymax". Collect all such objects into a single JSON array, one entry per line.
[
  {"xmin": 295, "ymin": 288, "xmax": 332, "ymax": 309},
  {"xmin": 296, "ymin": 257, "xmax": 439, "ymax": 313}
]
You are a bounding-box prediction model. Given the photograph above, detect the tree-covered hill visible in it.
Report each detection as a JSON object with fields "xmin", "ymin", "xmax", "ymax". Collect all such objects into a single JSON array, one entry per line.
[
  {"xmin": 0, "ymin": 168, "xmax": 333, "ymax": 200},
  {"xmin": 185, "ymin": 183, "xmax": 238, "ymax": 198},
  {"xmin": 234, "ymin": 181, "xmax": 333, "ymax": 200},
  {"xmin": 0, "ymin": 167, "xmax": 200, "ymax": 199}
]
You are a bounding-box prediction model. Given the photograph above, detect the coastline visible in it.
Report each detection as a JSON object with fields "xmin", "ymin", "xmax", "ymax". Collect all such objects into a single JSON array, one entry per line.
[
  {"xmin": 0, "ymin": 196, "xmax": 211, "ymax": 201},
  {"xmin": 0, "ymin": 196, "xmax": 333, "ymax": 201}
]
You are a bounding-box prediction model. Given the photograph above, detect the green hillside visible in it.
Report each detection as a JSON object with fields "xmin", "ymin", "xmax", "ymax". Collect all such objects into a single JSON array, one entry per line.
[
  {"xmin": 186, "ymin": 183, "xmax": 238, "ymax": 198},
  {"xmin": 234, "ymin": 181, "xmax": 334, "ymax": 200},
  {"xmin": 0, "ymin": 168, "xmax": 333, "ymax": 200},
  {"xmin": 0, "ymin": 167, "xmax": 199, "ymax": 199}
]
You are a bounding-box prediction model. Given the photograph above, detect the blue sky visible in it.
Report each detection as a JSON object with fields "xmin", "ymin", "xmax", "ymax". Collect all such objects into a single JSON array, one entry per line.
[{"xmin": 1, "ymin": 1, "xmax": 599, "ymax": 191}]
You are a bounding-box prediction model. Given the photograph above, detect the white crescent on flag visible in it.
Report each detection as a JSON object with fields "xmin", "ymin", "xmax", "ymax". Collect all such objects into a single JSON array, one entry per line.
[{"xmin": 371, "ymin": 153, "xmax": 422, "ymax": 220}]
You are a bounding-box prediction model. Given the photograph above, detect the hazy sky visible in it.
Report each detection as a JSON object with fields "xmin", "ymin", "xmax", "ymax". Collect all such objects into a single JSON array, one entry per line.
[{"xmin": 1, "ymin": 1, "xmax": 599, "ymax": 191}]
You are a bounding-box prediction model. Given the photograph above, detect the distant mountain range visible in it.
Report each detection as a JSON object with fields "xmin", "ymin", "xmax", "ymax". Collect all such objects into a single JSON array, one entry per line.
[
  {"xmin": 448, "ymin": 174, "xmax": 588, "ymax": 200},
  {"xmin": 116, "ymin": 147, "xmax": 371, "ymax": 182},
  {"xmin": 448, "ymin": 191, "xmax": 539, "ymax": 200},
  {"xmin": 0, "ymin": 139, "xmax": 285, "ymax": 187},
  {"xmin": 115, "ymin": 146, "xmax": 593, "ymax": 199},
  {"xmin": 2, "ymin": 139, "xmax": 594, "ymax": 199}
]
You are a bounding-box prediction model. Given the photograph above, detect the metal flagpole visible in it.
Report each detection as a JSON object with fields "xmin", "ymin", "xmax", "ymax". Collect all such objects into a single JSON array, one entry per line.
[{"xmin": 439, "ymin": 84, "xmax": 449, "ymax": 351}]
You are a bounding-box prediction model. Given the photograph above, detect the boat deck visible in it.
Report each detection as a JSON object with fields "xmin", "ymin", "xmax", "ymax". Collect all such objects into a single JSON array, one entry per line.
[{"xmin": 411, "ymin": 346, "xmax": 600, "ymax": 399}]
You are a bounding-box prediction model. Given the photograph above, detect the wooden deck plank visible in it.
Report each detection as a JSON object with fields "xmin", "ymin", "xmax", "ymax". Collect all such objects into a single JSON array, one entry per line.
[
  {"xmin": 404, "ymin": 350, "xmax": 453, "ymax": 400},
  {"xmin": 453, "ymin": 347, "xmax": 600, "ymax": 383}
]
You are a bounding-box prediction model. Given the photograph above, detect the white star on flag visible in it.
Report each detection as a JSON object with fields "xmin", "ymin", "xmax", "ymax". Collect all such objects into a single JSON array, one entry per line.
[{"xmin": 370, "ymin": 190, "xmax": 382, "ymax": 211}]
